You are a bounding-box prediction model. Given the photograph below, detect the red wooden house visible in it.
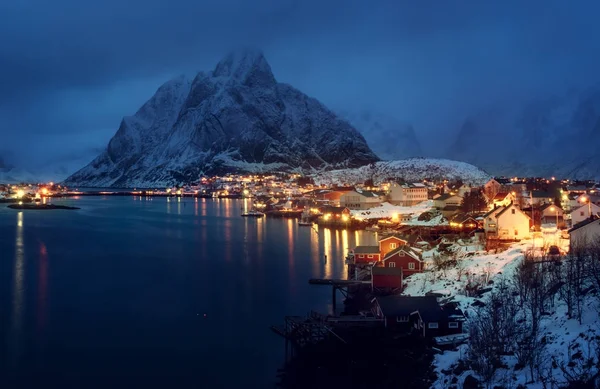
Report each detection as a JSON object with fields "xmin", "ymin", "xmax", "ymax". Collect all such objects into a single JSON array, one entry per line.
[
  {"xmin": 371, "ymin": 266, "xmax": 403, "ymax": 293},
  {"xmin": 352, "ymin": 246, "xmax": 381, "ymax": 264},
  {"xmin": 378, "ymin": 234, "xmax": 408, "ymax": 257},
  {"xmin": 381, "ymin": 245, "xmax": 424, "ymax": 276}
]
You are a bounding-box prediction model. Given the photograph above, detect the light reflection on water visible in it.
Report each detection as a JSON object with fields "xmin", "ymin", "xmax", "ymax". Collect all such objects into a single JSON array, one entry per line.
[
  {"xmin": 9, "ymin": 212, "xmax": 25, "ymax": 368},
  {"xmin": 0, "ymin": 197, "xmax": 375, "ymax": 387}
]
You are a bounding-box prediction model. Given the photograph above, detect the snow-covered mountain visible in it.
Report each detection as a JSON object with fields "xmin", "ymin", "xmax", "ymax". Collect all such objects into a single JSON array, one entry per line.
[
  {"xmin": 64, "ymin": 50, "xmax": 379, "ymax": 188},
  {"xmin": 313, "ymin": 158, "xmax": 491, "ymax": 186},
  {"xmin": 445, "ymin": 86, "xmax": 600, "ymax": 179},
  {"xmin": 338, "ymin": 111, "xmax": 422, "ymax": 160}
]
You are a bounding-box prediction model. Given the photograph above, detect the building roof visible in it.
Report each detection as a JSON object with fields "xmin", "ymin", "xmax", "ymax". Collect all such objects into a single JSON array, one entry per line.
[
  {"xmin": 379, "ymin": 234, "xmax": 408, "ymax": 243},
  {"xmin": 320, "ymin": 206, "xmax": 349, "ymax": 214},
  {"xmin": 494, "ymin": 177, "xmax": 512, "ymax": 185},
  {"xmin": 449, "ymin": 212, "xmax": 477, "ymax": 224},
  {"xmin": 483, "ymin": 205, "xmax": 505, "ymax": 218},
  {"xmin": 372, "ymin": 266, "xmax": 403, "ymax": 277},
  {"xmin": 541, "ymin": 204, "xmax": 563, "ymax": 213},
  {"xmin": 442, "ymin": 205, "xmax": 461, "ymax": 212},
  {"xmin": 531, "ymin": 191, "xmax": 553, "ymax": 198},
  {"xmin": 493, "ymin": 192, "xmax": 511, "ymax": 201},
  {"xmin": 353, "ymin": 189, "xmax": 379, "ymax": 198},
  {"xmin": 382, "ymin": 245, "xmax": 421, "ymax": 261},
  {"xmin": 376, "ymin": 296, "xmax": 446, "ymax": 322},
  {"xmin": 353, "ymin": 245, "xmax": 380, "ymax": 254},
  {"xmin": 495, "ymin": 202, "xmax": 530, "ymax": 219},
  {"xmin": 436, "ymin": 193, "xmax": 461, "ymax": 201},
  {"xmin": 568, "ymin": 216, "xmax": 600, "ymax": 233}
]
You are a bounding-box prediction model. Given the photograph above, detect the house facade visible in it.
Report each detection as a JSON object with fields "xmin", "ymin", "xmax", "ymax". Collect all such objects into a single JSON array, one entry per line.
[
  {"xmin": 340, "ymin": 190, "xmax": 382, "ymax": 210},
  {"xmin": 540, "ymin": 204, "xmax": 564, "ymax": 226},
  {"xmin": 388, "ymin": 183, "xmax": 428, "ymax": 206},
  {"xmin": 378, "ymin": 235, "xmax": 408, "ymax": 257},
  {"xmin": 352, "ymin": 246, "xmax": 381, "ymax": 264},
  {"xmin": 381, "ymin": 246, "xmax": 424, "ymax": 276},
  {"xmin": 371, "ymin": 267, "xmax": 403, "ymax": 293},
  {"xmin": 433, "ymin": 194, "xmax": 463, "ymax": 210},
  {"xmin": 375, "ymin": 295, "xmax": 464, "ymax": 337},
  {"xmin": 570, "ymin": 203, "xmax": 600, "ymax": 226},
  {"xmin": 569, "ymin": 217, "xmax": 600, "ymax": 250},
  {"xmin": 484, "ymin": 203, "xmax": 531, "ymax": 240}
]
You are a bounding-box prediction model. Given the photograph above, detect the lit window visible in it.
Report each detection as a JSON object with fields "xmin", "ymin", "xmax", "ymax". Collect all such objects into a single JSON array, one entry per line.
[
  {"xmin": 396, "ymin": 316, "xmax": 408, "ymax": 322},
  {"xmin": 449, "ymin": 322, "xmax": 459, "ymax": 329},
  {"xmin": 428, "ymin": 322, "xmax": 439, "ymax": 329},
  {"xmin": 511, "ymin": 209, "xmax": 515, "ymax": 214},
  {"xmin": 367, "ymin": 254, "xmax": 373, "ymax": 258},
  {"xmin": 390, "ymin": 243, "xmax": 397, "ymax": 249},
  {"xmin": 389, "ymin": 262, "xmax": 396, "ymax": 268},
  {"xmin": 408, "ymin": 263, "xmax": 415, "ymax": 270}
]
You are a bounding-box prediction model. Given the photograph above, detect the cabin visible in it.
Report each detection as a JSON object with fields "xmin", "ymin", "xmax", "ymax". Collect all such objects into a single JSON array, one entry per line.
[
  {"xmin": 374, "ymin": 295, "xmax": 464, "ymax": 337},
  {"xmin": 371, "ymin": 266, "xmax": 403, "ymax": 293},
  {"xmin": 484, "ymin": 202, "xmax": 531, "ymax": 240},
  {"xmin": 380, "ymin": 245, "xmax": 424, "ymax": 276},
  {"xmin": 340, "ymin": 189, "xmax": 382, "ymax": 210},
  {"xmin": 352, "ymin": 246, "xmax": 381, "ymax": 264},
  {"xmin": 569, "ymin": 216, "xmax": 600, "ymax": 251},
  {"xmin": 378, "ymin": 234, "xmax": 408, "ymax": 257},
  {"xmin": 388, "ymin": 182, "xmax": 428, "ymax": 206}
]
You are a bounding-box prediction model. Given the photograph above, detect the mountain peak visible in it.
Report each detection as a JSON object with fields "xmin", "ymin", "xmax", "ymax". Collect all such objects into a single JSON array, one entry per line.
[{"xmin": 213, "ymin": 49, "xmax": 276, "ymax": 87}]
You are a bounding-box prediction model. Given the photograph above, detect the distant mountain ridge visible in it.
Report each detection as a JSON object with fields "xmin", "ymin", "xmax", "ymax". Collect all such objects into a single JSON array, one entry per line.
[
  {"xmin": 338, "ymin": 111, "xmax": 423, "ymax": 160},
  {"xmin": 64, "ymin": 50, "xmax": 379, "ymax": 188},
  {"xmin": 445, "ymin": 86, "xmax": 600, "ymax": 179}
]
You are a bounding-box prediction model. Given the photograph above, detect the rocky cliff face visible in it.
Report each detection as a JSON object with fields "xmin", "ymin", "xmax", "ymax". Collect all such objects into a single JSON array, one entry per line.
[{"xmin": 64, "ymin": 51, "xmax": 379, "ymax": 188}]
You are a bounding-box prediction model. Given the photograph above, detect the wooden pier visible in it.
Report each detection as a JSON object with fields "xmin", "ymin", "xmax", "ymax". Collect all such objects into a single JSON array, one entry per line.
[
  {"xmin": 308, "ymin": 278, "xmax": 370, "ymax": 313},
  {"xmin": 270, "ymin": 311, "xmax": 347, "ymax": 363}
]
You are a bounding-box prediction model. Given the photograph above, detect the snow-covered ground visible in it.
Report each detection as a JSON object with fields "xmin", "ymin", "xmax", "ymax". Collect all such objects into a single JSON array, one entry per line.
[
  {"xmin": 351, "ymin": 201, "xmax": 449, "ymax": 226},
  {"xmin": 400, "ymin": 233, "xmax": 598, "ymax": 388},
  {"xmin": 313, "ymin": 158, "xmax": 491, "ymax": 187}
]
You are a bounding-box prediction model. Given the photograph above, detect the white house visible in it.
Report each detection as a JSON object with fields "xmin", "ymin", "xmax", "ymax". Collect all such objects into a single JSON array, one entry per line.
[
  {"xmin": 483, "ymin": 203, "xmax": 531, "ymax": 240},
  {"xmin": 569, "ymin": 217, "xmax": 600, "ymax": 251},
  {"xmin": 540, "ymin": 204, "xmax": 564, "ymax": 226},
  {"xmin": 569, "ymin": 203, "xmax": 600, "ymax": 226},
  {"xmin": 491, "ymin": 192, "xmax": 516, "ymax": 209},
  {"xmin": 388, "ymin": 183, "xmax": 428, "ymax": 206},
  {"xmin": 340, "ymin": 190, "xmax": 382, "ymax": 210}
]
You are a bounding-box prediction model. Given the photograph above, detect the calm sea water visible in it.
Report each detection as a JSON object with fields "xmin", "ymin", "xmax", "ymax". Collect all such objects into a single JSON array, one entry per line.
[{"xmin": 0, "ymin": 196, "xmax": 377, "ymax": 388}]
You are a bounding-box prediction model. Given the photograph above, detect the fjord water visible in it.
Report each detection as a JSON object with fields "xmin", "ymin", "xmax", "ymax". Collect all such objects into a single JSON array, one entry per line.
[{"xmin": 0, "ymin": 197, "xmax": 376, "ymax": 388}]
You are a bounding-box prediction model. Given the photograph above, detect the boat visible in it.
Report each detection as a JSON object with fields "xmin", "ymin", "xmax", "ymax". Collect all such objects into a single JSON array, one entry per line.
[
  {"xmin": 241, "ymin": 210, "xmax": 265, "ymax": 217},
  {"xmin": 298, "ymin": 209, "xmax": 313, "ymax": 226}
]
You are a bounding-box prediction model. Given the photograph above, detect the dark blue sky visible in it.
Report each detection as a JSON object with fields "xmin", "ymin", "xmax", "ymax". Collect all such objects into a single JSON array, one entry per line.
[{"xmin": 1, "ymin": 0, "xmax": 599, "ymax": 169}]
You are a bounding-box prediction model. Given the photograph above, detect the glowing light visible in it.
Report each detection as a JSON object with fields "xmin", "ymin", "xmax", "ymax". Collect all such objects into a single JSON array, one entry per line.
[
  {"xmin": 16, "ymin": 190, "xmax": 25, "ymax": 198},
  {"xmin": 41, "ymin": 188, "xmax": 48, "ymax": 195},
  {"xmin": 342, "ymin": 215, "xmax": 349, "ymax": 222}
]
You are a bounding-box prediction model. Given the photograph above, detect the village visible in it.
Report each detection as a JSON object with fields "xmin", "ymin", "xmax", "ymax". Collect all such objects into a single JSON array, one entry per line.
[{"xmin": 4, "ymin": 173, "xmax": 600, "ymax": 387}]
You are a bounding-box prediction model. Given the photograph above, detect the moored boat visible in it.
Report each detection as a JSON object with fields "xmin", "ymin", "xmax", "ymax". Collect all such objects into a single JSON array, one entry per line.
[{"xmin": 241, "ymin": 210, "xmax": 265, "ymax": 217}]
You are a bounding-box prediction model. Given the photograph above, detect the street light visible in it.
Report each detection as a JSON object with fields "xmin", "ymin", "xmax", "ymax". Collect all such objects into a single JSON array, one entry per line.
[{"xmin": 549, "ymin": 206, "xmax": 559, "ymax": 228}]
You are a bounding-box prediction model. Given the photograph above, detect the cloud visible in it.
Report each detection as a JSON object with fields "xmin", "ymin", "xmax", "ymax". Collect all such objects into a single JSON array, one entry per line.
[{"xmin": 1, "ymin": 0, "xmax": 600, "ymax": 167}]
